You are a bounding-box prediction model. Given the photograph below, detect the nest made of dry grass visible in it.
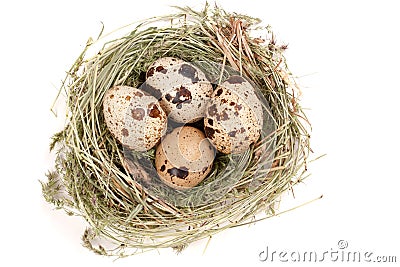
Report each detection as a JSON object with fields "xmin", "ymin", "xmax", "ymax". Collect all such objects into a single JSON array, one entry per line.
[{"xmin": 42, "ymin": 4, "xmax": 312, "ymax": 256}]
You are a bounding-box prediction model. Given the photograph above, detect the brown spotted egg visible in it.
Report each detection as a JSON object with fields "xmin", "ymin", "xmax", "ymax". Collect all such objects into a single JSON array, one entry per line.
[
  {"xmin": 103, "ymin": 85, "xmax": 167, "ymax": 151},
  {"xmin": 146, "ymin": 57, "xmax": 185, "ymax": 78},
  {"xmin": 204, "ymin": 75, "xmax": 263, "ymax": 154},
  {"xmin": 155, "ymin": 126, "xmax": 215, "ymax": 189},
  {"xmin": 144, "ymin": 61, "xmax": 213, "ymax": 123}
]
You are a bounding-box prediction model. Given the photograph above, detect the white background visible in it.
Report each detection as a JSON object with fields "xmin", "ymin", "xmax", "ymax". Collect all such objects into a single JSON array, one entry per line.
[{"xmin": 1, "ymin": 0, "xmax": 399, "ymax": 266}]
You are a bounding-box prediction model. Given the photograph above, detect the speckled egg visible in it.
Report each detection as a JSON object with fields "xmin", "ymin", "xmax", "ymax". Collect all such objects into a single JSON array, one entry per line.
[
  {"xmin": 143, "ymin": 61, "xmax": 213, "ymax": 123},
  {"xmin": 103, "ymin": 85, "xmax": 167, "ymax": 151},
  {"xmin": 146, "ymin": 57, "xmax": 185, "ymax": 78},
  {"xmin": 155, "ymin": 126, "xmax": 215, "ymax": 189},
  {"xmin": 204, "ymin": 75, "xmax": 263, "ymax": 154}
]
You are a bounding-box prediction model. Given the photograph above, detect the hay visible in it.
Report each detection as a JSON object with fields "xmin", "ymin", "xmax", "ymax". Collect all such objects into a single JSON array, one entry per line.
[{"xmin": 42, "ymin": 4, "xmax": 312, "ymax": 256}]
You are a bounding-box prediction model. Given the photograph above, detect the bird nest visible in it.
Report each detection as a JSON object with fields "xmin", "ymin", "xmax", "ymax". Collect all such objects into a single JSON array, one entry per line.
[{"xmin": 42, "ymin": 4, "xmax": 311, "ymax": 256}]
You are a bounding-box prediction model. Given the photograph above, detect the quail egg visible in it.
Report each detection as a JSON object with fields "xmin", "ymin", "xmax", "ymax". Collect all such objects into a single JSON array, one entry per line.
[
  {"xmin": 146, "ymin": 57, "xmax": 185, "ymax": 78},
  {"xmin": 204, "ymin": 75, "xmax": 263, "ymax": 154},
  {"xmin": 143, "ymin": 61, "xmax": 213, "ymax": 123},
  {"xmin": 103, "ymin": 85, "xmax": 167, "ymax": 151},
  {"xmin": 155, "ymin": 126, "xmax": 215, "ymax": 189}
]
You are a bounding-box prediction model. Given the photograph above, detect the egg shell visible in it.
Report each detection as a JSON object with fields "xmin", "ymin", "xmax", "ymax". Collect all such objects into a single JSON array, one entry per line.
[
  {"xmin": 103, "ymin": 85, "xmax": 167, "ymax": 151},
  {"xmin": 204, "ymin": 75, "xmax": 263, "ymax": 154},
  {"xmin": 146, "ymin": 57, "xmax": 185, "ymax": 78},
  {"xmin": 155, "ymin": 126, "xmax": 215, "ymax": 189},
  {"xmin": 144, "ymin": 62, "xmax": 213, "ymax": 123}
]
